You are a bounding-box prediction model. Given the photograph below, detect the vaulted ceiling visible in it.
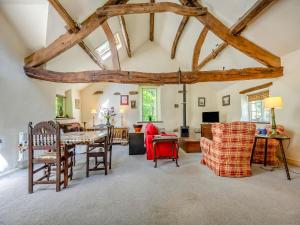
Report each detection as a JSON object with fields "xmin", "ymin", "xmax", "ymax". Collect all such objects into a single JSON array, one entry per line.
[{"xmin": 1, "ymin": 0, "xmax": 300, "ymax": 83}]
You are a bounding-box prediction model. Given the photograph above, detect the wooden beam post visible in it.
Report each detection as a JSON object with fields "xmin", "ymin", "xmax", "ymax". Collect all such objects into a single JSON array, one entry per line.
[
  {"xmin": 119, "ymin": 16, "xmax": 132, "ymax": 57},
  {"xmin": 196, "ymin": 42, "xmax": 228, "ymax": 71},
  {"xmin": 25, "ymin": 0, "xmax": 128, "ymax": 67},
  {"xmin": 180, "ymin": 0, "xmax": 281, "ymax": 68},
  {"xmin": 192, "ymin": 26, "xmax": 208, "ymax": 70},
  {"xmin": 171, "ymin": 16, "xmax": 189, "ymax": 59},
  {"xmin": 150, "ymin": 0, "xmax": 155, "ymax": 41},
  {"xmin": 230, "ymin": 0, "xmax": 278, "ymax": 35},
  {"xmin": 102, "ymin": 21, "xmax": 121, "ymax": 70},
  {"xmin": 195, "ymin": 0, "xmax": 280, "ymax": 69},
  {"xmin": 24, "ymin": 66, "xmax": 283, "ymax": 84},
  {"xmin": 97, "ymin": 2, "xmax": 207, "ymax": 17}
]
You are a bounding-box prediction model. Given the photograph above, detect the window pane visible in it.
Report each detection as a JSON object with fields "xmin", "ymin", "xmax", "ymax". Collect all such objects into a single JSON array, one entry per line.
[
  {"xmin": 142, "ymin": 88, "xmax": 157, "ymax": 121},
  {"xmin": 56, "ymin": 95, "xmax": 65, "ymax": 117}
]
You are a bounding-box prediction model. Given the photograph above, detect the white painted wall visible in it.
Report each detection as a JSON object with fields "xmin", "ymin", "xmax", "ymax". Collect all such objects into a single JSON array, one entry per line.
[
  {"xmin": 215, "ymin": 48, "xmax": 300, "ymax": 164},
  {"xmin": 0, "ymin": 13, "xmax": 55, "ymax": 173},
  {"xmin": 0, "ymin": 14, "xmax": 83, "ymax": 173},
  {"xmin": 80, "ymin": 42, "xmax": 193, "ymax": 132}
]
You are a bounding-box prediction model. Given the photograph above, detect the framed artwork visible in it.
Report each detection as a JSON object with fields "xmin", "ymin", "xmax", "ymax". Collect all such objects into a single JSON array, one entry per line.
[
  {"xmin": 174, "ymin": 104, "xmax": 179, "ymax": 108},
  {"xmin": 198, "ymin": 97, "xmax": 205, "ymax": 107},
  {"xmin": 131, "ymin": 100, "xmax": 136, "ymax": 109},
  {"xmin": 222, "ymin": 95, "xmax": 230, "ymax": 106},
  {"xmin": 75, "ymin": 99, "xmax": 80, "ymax": 109},
  {"xmin": 120, "ymin": 95, "xmax": 129, "ymax": 105}
]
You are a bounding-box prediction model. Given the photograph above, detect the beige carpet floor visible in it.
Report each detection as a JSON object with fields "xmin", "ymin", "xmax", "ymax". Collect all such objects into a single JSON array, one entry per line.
[{"xmin": 0, "ymin": 145, "xmax": 300, "ymax": 225}]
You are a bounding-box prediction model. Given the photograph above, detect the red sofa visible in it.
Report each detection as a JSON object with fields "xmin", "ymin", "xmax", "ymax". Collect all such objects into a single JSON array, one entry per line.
[{"xmin": 145, "ymin": 123, "xmax": 177, "ymax": 160}]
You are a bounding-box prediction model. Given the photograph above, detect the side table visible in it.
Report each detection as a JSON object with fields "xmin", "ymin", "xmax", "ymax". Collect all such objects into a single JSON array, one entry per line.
[
  {"xmin": 250, "ymin": 134, "xmax": 291, "ymax": 180},
  {"xmin": 152, "ymin": 135, "xmax": 179, "ymax": 168}
]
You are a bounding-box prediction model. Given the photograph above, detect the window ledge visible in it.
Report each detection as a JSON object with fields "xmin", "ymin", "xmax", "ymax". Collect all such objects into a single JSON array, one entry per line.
[
  {"xmin": 137, "ymin": 121, "xmax": 163, "ymax": 124},
  {"xmin": 246, "ymin": 121, "xmax": 270, "ymax": 124}
]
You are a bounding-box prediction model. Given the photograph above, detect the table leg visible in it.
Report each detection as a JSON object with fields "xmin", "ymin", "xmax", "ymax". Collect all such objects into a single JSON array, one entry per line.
[
  {"xmin": 250, "ymin": 137, "xmax": 257, "ymax": 166},
  {"xmin": 172, "ymin": 142, "xmax": 175, "ymax": 161},
  {"xmin": 279, "ymin": 140, "xmax": 291, "ymax": 180},
  {"xmin": 176, "ymin": 142, "xmax": 179, "ymax": 167},
  {"xmin": 264, "ymin": 138, "xmax": 268, "ymax": 167},
  {"xmin": 154, "ymin": 142, "xmax": 157, "ymax": 168}
]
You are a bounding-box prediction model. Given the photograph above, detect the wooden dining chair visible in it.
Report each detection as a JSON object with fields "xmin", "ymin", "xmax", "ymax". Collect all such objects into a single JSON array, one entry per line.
[
  {"xmin": 28, "ymin": 121, "xmax": 73, "ymax": 193},
  {"xmin": 107, "ymin": 125, "xmax": 115, "ymax": 169},
  {"xmin": 86, "ymin": 125, "xmax": 114, "ymax": 176}
]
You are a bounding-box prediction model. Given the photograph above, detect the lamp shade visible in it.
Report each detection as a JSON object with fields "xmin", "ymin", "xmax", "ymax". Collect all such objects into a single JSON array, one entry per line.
[
  {"xmin": 120, "ymin": 109, "xmax": 124, "ymax": 114},
  {"xmin": 91, "ymin": 109, "xmax": 97, "ymax": 114},
  {"xmin": 264, "ymin": 97, "xmax": 283, "ymax": 109}
]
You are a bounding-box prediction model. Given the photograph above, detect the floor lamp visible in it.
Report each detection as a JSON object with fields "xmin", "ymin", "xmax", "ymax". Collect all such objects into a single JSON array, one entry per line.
[
  {"xmin": 91, "ymin": 109, "xmax": 97, "ymax": 129},
  {"xmin": 264, "ymin": 97, "xmax": 283, "ymax": 136}
]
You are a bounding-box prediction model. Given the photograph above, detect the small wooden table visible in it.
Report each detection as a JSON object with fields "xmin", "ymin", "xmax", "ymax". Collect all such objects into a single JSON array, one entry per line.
[
  {"xmin": 250, "ymin": 134, "xmax": 291, "ymax": 180},
  {"xmin": 179, "ymin": 137, "xmax": 201, "ymax": 153},
  {"xmin": 152, "ymin": 135, "xmax": 179, "ymax": 168}
]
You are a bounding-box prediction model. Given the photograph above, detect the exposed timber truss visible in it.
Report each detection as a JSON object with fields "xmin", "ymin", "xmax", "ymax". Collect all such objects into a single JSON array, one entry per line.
[{"xmin": 24, "ymin": 0, "xmax": 282, "ymax": 84}]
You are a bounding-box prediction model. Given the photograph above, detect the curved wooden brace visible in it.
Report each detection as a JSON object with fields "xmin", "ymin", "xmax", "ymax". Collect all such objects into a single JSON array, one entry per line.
[
  {"xmin": 97, "ymin": 2, "xmax": 207, "ymax": 17},
  {"xmin": 192, "ymin": 26, "xmax": 208, "ymax": 70},
  {"xmin": 171, "ymin": 16, "xmax": 189, "ymax": 59},
  {"xmin": 24, "ymin": 66, "xmax": 283, "ymax": 84},
  {"xmin": 102, "ymin": 21, "xmax": 121, "ymax": 70},
  {"xmin": 119, "ymin": 16, "xmax": 131, "ymax": 57},
  {"xmin": 196, "ymin": 42, "xmax": 228, "ymax": 70},
  {"xmin": 179, "ymin": 0, "xmax": 280, "ymax": 68}
]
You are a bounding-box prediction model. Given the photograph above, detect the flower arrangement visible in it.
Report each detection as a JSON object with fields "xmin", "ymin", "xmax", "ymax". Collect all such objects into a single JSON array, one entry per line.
[{"xmin": 100, "ymin": 107, "xmax": 116, "ymax": 125}]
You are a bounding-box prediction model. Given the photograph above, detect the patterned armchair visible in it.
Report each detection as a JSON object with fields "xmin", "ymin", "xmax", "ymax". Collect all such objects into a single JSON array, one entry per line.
[
  {"xmin": 200, "ymin": 122, "xmax": 256, "ymax": 177},
  {"xmin": 252, "ymin": 125, "xmax": 284, "ymax": 165}
]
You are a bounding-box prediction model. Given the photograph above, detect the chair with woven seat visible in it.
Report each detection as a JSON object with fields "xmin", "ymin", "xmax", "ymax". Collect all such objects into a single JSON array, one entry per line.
[
  {"xmin": 86, "ymin": 125, "xmax": 114, "ymax": 176},
  {"xmin": 28, "ymin": 121, "xmax": 73, "ymax": 193}
]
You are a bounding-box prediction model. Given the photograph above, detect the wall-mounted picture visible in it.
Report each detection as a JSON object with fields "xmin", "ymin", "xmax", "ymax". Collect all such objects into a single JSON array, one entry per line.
[
  {"xmin": 131, "ymin": 100, "xmax": 136, "ymax": 109},
  {"xmin": 120, "ymin": 95, "xmax": 129, "ymax": 105},
  {"xmin": 198, "ymin": 97, "xmax": 205, "ymax": 107},
  {"xmin": 174, "ymin": 104, "xmax": 179, "ymax": 108},
  {"xmin": 222, "ymin": 95, "xmax": 230, "ymax": 106},
  {"xmin": 75, "ymin": 99, "xmax": 80, "ymax": 109}
]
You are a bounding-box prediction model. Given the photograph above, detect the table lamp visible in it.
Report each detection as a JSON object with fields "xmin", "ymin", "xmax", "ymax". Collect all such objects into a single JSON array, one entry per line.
[
  {"xmin": 91, "ymin": 109, "xmax": 97, "ymax": 128},
  {"xmin": 120, "ymin": 109, "xmax": 124, "ymax": 127},
  {"xmin": 264, "ymin": 97, "xmax": 283, "ymax": 136}
]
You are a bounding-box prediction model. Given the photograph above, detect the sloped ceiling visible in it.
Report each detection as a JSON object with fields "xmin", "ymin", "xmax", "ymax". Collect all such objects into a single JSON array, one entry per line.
[{"xmin": 1, "ymin": 0, "xmax": 300, "ymax": 72}]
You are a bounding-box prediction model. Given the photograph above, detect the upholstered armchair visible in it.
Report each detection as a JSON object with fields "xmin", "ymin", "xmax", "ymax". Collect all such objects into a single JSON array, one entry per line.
[
  {"xmin": 145, "ymin": 123, "xmax": 177, "ymax": 160},
  {"xmin": 200, "ymin": 122, "xmax": 256, "ymax": 177},
  {"xmin": 252, "ymin": 125, "xmax": 285, "ymax": 165}
]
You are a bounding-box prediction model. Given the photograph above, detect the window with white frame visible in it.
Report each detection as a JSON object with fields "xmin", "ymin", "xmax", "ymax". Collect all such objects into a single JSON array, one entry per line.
[
  {"xmin": 95, "ymin": 33, "xmax": 122, "ymax": 60},
  {"xmin": 140, "ymin": 86, "xmax": 161, "ymax": 122},
  {"xmin": 248, "ymin": 91, "xmax": 270, "ymax": 123}
]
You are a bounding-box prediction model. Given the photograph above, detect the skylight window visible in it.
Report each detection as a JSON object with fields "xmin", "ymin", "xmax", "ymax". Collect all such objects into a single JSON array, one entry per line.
[{"xmin": 95, "ymin": 33, "xmax": 122, "ymax": 61}]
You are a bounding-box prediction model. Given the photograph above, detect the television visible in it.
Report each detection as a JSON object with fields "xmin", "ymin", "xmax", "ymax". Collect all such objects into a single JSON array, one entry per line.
[{"xmin": 202, "ymin": 111, "xmax": 219, "ymax": 123}]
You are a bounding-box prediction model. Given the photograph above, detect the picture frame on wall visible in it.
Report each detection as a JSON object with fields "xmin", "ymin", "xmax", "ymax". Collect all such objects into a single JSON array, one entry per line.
[
  {"xmin": 75, "ymin": 99, "xmax": 80, "ymax": 109},
  {"xmin": 222, "ymin": 95, "xmax": 230, "ymax": 106},
  {"xmin": 131, "ymin": 100, "xmax": 136, "ymax": 109},
  {"xmin": 120, "ymin": 95, "xmax": 129, "ymax": 105},
  {"xmin": 198, "ymin": 97, "xmax": 205, "ymax": 107}
]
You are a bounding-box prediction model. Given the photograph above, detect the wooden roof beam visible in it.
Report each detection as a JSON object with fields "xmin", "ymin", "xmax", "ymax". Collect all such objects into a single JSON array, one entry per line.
[
  {"xmin": 196, "ymin": 42, "xmax": 228, "ymax": 71},
  {"xmin": 48, "ymin": 0, "xmax": 105, "ymax": 69},
  {"xmin": 97, "ymin": 2, "xmax": 207, "ymax": 17},
  {"xmin": 230, "ymin": 0, "xmax": 278, "ymax": 35},
  {"xmin": 171, "ymin": 16, "xmax": 189, "ymax": 59},
  {"xmin": 150, "ymin": 0, "xmax": 155, "ymax": 41},
  {"xmin": 195, "ymin": 0, "xmax": 280, "ymax": 70},
  {"xmin": 180, "ymin": 0, "xmax": 280, "ymax": 68},
  {"xmin": 119, "ymin": 16, "xmax": 131, "ymax": 57},
  {"xmin": 25, "ymin": 0, "xmax": 129, "ymax": 67},
  {"xmin": 24, "ymin": 66, "xmax": 283, "ymax": 84},
  {"xmin": 102, "ymin": 21, "xmax": 121, "ymax": 70},
  {"xmin": 192, "ymin": 26, "xmax": 209, "ymax": 70}
]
